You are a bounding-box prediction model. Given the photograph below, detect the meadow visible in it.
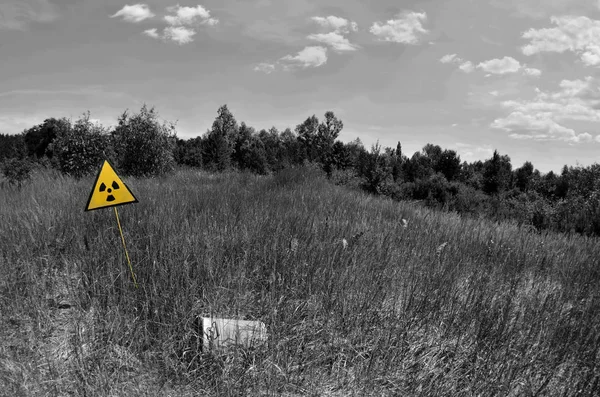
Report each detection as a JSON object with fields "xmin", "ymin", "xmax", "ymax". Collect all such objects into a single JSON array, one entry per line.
[{"xmin": 1, "ymin": 166, "xmax": 599, "ymax": 396}]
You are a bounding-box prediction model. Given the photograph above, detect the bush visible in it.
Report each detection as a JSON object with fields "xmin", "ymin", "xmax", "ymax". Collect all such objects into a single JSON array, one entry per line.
[
  {"xmin": 413, "ymin": 173, "xmax": 451, "ymax": 206},
  {"xmin": 0, "ymin": 134, "xmax": 27, "ymax": 162},
  {"xmin": 376, "ymin": 179, "xmax": 402, "ymax": 200},
  {"xmin": 448, "ymin": 182, "xmax": 489, "ymax": 215},
  {"xmin": 2, "ymin": 158, "xmax": 33, "ymax": 187},
  {"xmin": 356, "ymin": 143, "xmax": 392, "ymax": 194},
  {"xmin": 111, "ymin": 105, "xmax": 176, "ymax": 177},
  {"xmin": 50, "ymin": 112, "xmax": 111, "ymax": 178},
  {"xmin": 329, "ymin": 168, "xmax": 362, "ymax": 190}
]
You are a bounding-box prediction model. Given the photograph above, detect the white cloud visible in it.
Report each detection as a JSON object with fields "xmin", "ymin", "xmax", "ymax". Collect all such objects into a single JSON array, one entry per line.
[
  {"xmin": 164, "ymin": 4, "xmax": 218, "ymax": 26},
  {"xmin": 253, "ymin": 63, "xmax": 276, "ymax": 74},
  {"xmin": 521, "ymin": 16, "xmax": 600, "ymax": 66},
  {"xmin": 459, "ymin": 61, "xmax": 475, "ymax": 73},
  {"xmin": 440, "ymin": 54, "xmax": 459, "ymax": 63},
  {"xmin": 510, "ymin": 131, "xmax": 592, "ymax": 143},
  {"xmin": 280, "ymin": 46, "xmax": 328, "ymax": 69},
  {"xmin": 163, "ymin": 26, "xmax": 196, "ymax": 45},
  {"xmin": 477, "ymin": 56, "xmax": 521, "ymax": 74},
  {"xmin": 454, "ymin": 142, "xmax": 494, "ymax": 160},
  {"xmin": 143, "ymin": 28, "xmax": 159, "ymax": 38},
  {"xmin": 0, "ymin": 0, "xmax": 59, "ymax": 30},
  {"xmin": 580, "ymin": 132, "xmax": 593, "ymax": 142},
  {"xmin": 369, "ymin": 11, "xmax": 428, "ymax": 44},
  {"xmin": 491, "ymin": 76, "xmax": 600, "ymax": 143},
  {"xmin": 141, "ymin": 4, "xmax": 218, "ymax": 45},
  {"xmin": 311, "ymin": 16, "xmax": 357, "ymax": 33},
  {"xmin": 494, "ymin": 112, "xmax": 585, "ymax": 142},
  {"xmin": 307, "ymin": 32, "xmax": 359, "ymax": 52},
  {"xmin": 111, "ymin": 4, "xmax": 155, "ymax": 23},
  {"xmin": 523, "ymin": 67, "xmax": 542, "ymax": 77},
  {"xmin": 439, "ymin": 54, "xmax": 475, "ymax": 73}
]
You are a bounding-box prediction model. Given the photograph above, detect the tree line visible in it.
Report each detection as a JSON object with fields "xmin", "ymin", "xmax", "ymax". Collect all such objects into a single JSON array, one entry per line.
[{"xmin": 2, "ymin": 103, "xmax": 600, "ymax": 237}]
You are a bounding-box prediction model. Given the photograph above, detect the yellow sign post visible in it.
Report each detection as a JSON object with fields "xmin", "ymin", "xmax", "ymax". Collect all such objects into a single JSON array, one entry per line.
[{"xmin": 85, "ymin": 160, "xmax": 139, "ymax": 288}]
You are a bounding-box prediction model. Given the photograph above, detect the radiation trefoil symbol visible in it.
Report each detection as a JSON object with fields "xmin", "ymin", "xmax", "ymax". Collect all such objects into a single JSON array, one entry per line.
[
  {"xmin": 85, "ymin": 160, "xmax": 138, "ymax": 211},
  {"xmin": 99, "ymin": 180, "xmax": 120, "ymax": 202}
]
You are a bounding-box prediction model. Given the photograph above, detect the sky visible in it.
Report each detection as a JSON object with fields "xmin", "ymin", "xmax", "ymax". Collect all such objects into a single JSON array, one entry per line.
[{"xmin": 1, "ymin": 0, "xmax": 600, "ymax": 173}]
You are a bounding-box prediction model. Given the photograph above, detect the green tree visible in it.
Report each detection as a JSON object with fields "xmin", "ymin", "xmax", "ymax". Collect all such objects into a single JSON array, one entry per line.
[
  {"xmin": 259, "ymin": 127, "xmax": 283, "ymax": 170},
  {"xmin": 458, "ymin": 160, "xmax": 484, "ymax": 190},
  {"xmin": 2, "ymin": 158, "xmax": 33, "ymax": 188},
  {"xmin": 279, "ymin": 127, "xmax": 302, "ymax": 167},
  {"xmin": 404, "ymin": 152, "xmax": 433, "ymax": 182},
  {"xmin": 436, "ymin": 149, "xmax": 461, "ymax": 181},
  {"xmin": 390, "ymin": 142, "xmax": 404, "ymax": 182},
  {"xmin": 554, "ymin": 166, "xmax": 570, "ymax": 199},
  {"xmin": 111, "ymin": 105, "xmax": 176, "ymax": 177},
  {"xmin": 422, "ymin": 144, "xmax": 443, "ymax": 166},
  {"xmin": 232, "ymin": 122, "xmax": 255, "ymax": 169},
  {"xmin": 514, "ymin": 161, "xmax": 534, "ymax": 191},
  {"xmin": 23, "ymin": 118, "xmax": 70, "ymax": 159},
  {"xmin": 203, "ymin": 105, "xmax": 238, "ymax": 171},
  {"xmin": 50, "ymin": 112, "xmax": 111, "ymax": 178},
  {"xmin": 296, "ymin": 115, "xmax": 320, "ymax": 162},
  {"xmin": 242, "ymin": 136, "xmax": 269, "ymax": 175},
  {"xmin": 482, "ymin": 150, "xmax": 512, "ymax": 195},
  {"xmin": 0, "ymin": 133, "xmax": 27, "ymax": 162},
  {"xmin": 316, "ymin": 111, "xmax": 343, "ymax": 156},
  {"xmin": 356, "ymin": 141, "xmax": 392, "ymax": 194},
  {"xmin": 174, "ymin": 137, "xmax": 203, "ymax": 167}
]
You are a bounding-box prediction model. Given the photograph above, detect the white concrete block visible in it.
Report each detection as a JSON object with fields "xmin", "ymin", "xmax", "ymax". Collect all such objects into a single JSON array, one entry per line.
[{"xmin": 202, "ymin": 317, "xmax": 267, "ymax": 350}]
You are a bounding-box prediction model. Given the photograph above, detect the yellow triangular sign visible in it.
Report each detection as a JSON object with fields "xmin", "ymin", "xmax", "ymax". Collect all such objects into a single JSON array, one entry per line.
[{"xmin": 85, "ymin": 160, "xmax": 138, "ymax": 211}]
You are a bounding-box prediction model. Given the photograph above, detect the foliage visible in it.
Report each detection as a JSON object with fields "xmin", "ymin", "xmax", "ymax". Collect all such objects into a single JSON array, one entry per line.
[
  {"xmin": 404, "ymin": 151, "xmax": 433, "ymax": 182},
  {"xmin": 295, "ymin": 114, "xmax": 320, "ymax": 163},
  {"xmin": 50, "ymin": 112, "xmax": 111, "ymax": 178},
  {"xmin": 203, "ymin": 105, "xmax": 238, "ymax": 171},
  {"xmin": 1, "ymin": 167, "xmax": 599, "ymax": 395},
  {"xmin": 0, "ymin": 133, "xmax": 27, "ymax": 162},
  {"xmin": 436, "ymin": 149, "xmax": 462, "ymax": 181},
  {"xmin": 482, "ymin": 150, "xmax": 512, "ymax": 195},
  {"xmin": 295, "ymin": 111, "xmax": 344, "ymax": 167},
  {"xmin": 174, "ymin": 137, "xmax": 203, "ymax": 168},
  {"xmin": 23, "ymin": 117, "xmax": 70, "ymax": 159},
  {"xmin": 111, "ymin": 105, "xmax": 177, "ymax": 177},
  {"xmin": 413, "ymin": 173, "xmax": 454, "ymax": 207},
  {"xmin": 1, "ymin": 157, "xmax": 33, "ymax": 187},
  {"xmin": 514, "ymin": 161, "xmax": 534, "ymax": 191},
  {"xmin": 356, "ymin": 141, "xmax": 392, "ymax": 194},
  {"xmin": 8, "ymin": 102, "xmax": 600, "ymax": 239}
]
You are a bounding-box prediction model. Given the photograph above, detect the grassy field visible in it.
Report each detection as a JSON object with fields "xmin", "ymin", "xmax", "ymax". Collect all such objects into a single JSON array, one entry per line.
[{"xmin": 1, "ymin": 166, "xmax": 599, "ymax": 396}]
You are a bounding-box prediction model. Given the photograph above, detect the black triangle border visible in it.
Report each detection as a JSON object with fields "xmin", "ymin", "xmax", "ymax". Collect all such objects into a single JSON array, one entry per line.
[{"xmin": 84, "ymin": 160, "xmax": 139, "ymax": 212}]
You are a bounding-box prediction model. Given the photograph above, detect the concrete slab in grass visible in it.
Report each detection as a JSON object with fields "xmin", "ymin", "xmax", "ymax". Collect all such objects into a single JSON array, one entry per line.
[{"xmin": 202, "ymin": 317, "xmax": 267, "ymax": 350}]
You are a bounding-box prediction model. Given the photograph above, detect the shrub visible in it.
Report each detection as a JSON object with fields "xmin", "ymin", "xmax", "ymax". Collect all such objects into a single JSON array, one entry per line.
[
  {"xmin": 22, "ymin": 118, "xmax": 69, "ymax": 160},
  {"xmin": 50, "ymin": 112, "xmax": 111, "ymax": 178},
  {"xmin": 356, "ymin": 143, "xmax": 392, "ymax": 194},
  {"xmin": 449, "ymin": 182, "xmax": 489, "ymax": 215},
  {"xmin": 111, "ymin": 105, "xmax": 176, "ymax": 177},
  {"xmin": 0, "ymin": 133, "xmax": 27, "ymax": 162},
  {"xmin": 376, "ymin": 179, "xmax": 402, "ymax": 200},
  {"xmin": 329, "ymin": 168, "xmax": 362, "ymax": 190},
  {"xmin": 1, "ymin": 158, "xmax": 33, "ymax": 187}
]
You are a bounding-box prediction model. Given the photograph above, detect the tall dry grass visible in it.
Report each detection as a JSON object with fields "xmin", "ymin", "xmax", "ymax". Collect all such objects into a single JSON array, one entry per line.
[{"xmin": 0, "ymin": 165, "xmax": 599, "ymax": 396}]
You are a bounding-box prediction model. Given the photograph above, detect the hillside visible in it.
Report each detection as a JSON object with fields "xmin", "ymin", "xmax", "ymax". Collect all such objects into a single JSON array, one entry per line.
[{"xmin": 1, "ymin": 166, "xmax": 599, "ymax": 396}]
